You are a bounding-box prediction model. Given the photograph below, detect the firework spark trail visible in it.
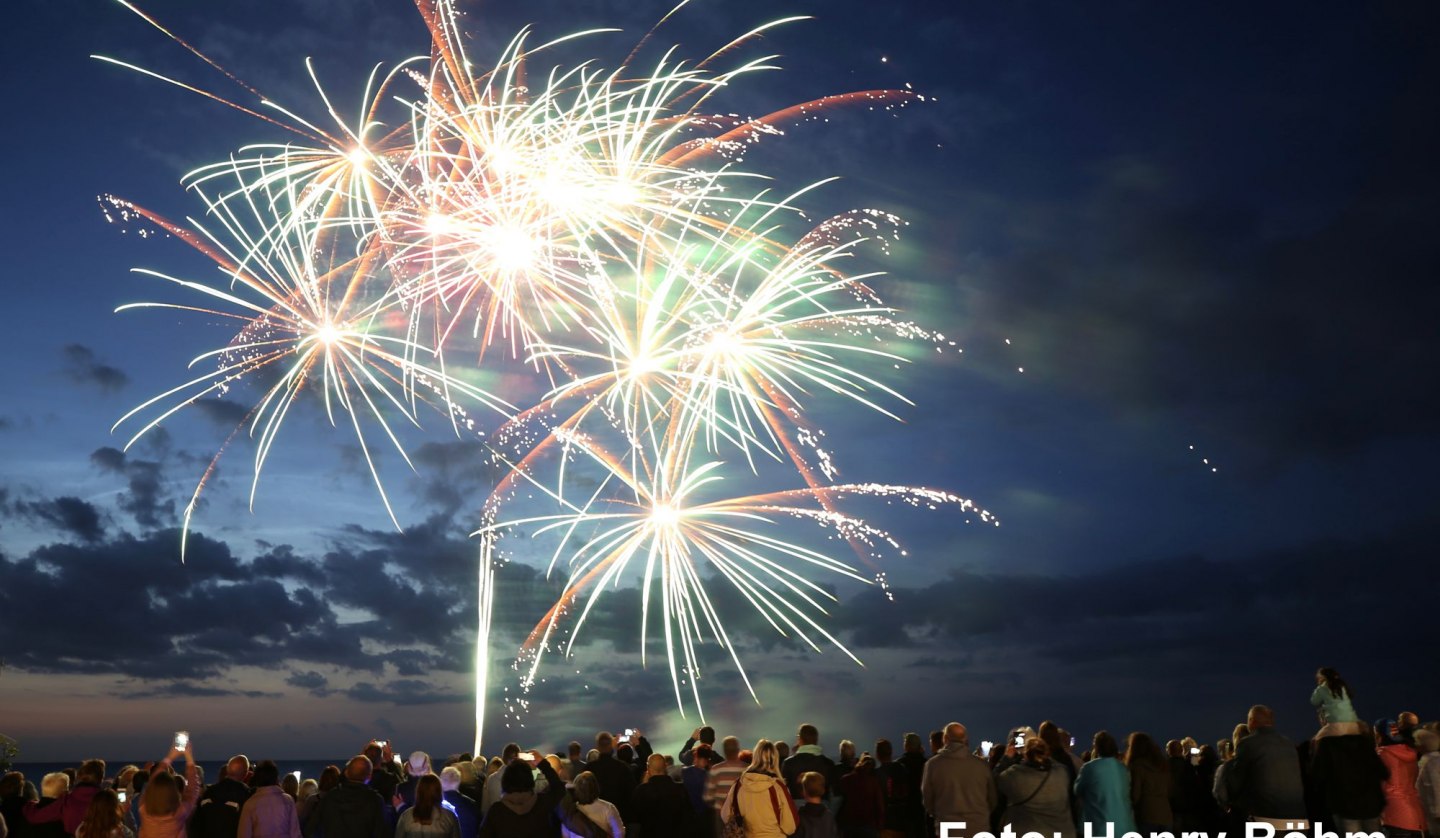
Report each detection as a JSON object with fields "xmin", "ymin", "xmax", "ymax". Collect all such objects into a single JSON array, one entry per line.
[{"xmin": 101, "ymin": 0, "xmax": 987, "ymax": 755}]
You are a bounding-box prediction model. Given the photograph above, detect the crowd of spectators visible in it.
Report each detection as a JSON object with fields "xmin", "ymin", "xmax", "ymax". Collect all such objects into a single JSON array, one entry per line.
[{"xmin": 1, "ymin": 668, "xmax": 1435, "ymax": 838}]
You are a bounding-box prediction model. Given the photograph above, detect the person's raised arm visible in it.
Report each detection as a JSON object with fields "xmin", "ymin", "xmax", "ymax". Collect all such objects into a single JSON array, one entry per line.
[{"xmin": 679, "ymin": 729, "xmax": 700, "ymax": 766}]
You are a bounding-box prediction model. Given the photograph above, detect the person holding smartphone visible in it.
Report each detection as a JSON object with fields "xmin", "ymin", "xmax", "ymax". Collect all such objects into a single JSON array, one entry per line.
[{"xmin": 139, "ymin": 736, "xmax": 202, "ymax": 838}]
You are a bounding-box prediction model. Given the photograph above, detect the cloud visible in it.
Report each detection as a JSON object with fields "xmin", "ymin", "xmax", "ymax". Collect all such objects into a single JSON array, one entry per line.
[
  {"xmin": 407, "ymin": 440, "xmax": 508, "ymax": 522},
  {"xmin": 344, "ymin": 679, "xmax": 467, "ymax": 706},
  {"xmin": 286, "ymin": 670, "xmax": 333, "ymax": 696},
  {"xmin": 17, "ymin": 496, "xmax": 106, "ymax": 543},
  {"xmin": 90, "ymin": 446, "xmax": 176, "ymax": 529},
  {"xmin": 192, "ymin": 398, "xmax": 250, "ymax": 426},
  {"xmin": 112, "ymin": 681, "xmax": 283, "ymax": 700},
  {"xmin": 61, "ymin": 344, "xmax": 129, "ymax": 393}
]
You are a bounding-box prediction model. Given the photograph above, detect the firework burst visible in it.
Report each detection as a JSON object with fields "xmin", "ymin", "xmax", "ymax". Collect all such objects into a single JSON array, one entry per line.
[{"xmin": 100, "ymin": 0, "xmax": 986, "ymax": 753}]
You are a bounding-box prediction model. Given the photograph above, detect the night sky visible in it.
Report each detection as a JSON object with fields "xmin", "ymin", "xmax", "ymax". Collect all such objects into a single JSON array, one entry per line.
[{"xmin": 3, "ymin": 0, "xmax": 1439, "ymax": 763}]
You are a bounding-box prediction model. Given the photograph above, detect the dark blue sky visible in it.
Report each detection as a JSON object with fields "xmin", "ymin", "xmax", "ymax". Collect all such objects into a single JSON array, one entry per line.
[{"xmin": 2, "ymin": 0, "xmax": 1438, "ymax": 761}]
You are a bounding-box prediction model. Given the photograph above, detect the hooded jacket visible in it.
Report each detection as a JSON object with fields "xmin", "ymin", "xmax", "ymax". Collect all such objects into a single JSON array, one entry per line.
[
  {"xmin": 236, "ymin": 788, "xmax": 300, "ymax": 838},
  {"xmin": 920, "ymin": 744, "xmax": 996, "ymax": 838},
  {"xmin": 793, "ymin": 802, "xmax": 837, "ymax": 838},
  {"xmin": 476, "ymin": 761, "xmax": 562, "ymax": 838},
  {"xmin": 722, "ymin": 772, "xmax": 796, "ymax": 838},
  {"xmin": 1378, "ymin": 744, "xmax": 1424, "ymax": 831}
]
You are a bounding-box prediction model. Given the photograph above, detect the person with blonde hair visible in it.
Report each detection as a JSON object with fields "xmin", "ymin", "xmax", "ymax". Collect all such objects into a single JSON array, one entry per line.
[
  {"xmin": 722, "ymin": 740, "xmax": 796, "ymax": 838},
  {"xmin": 140, "ymin": 742, "xmax": 202, "ymax": 838},
  {"xmin": 23, "ymin": 761, "xmax": 103, "ymax": 835}
]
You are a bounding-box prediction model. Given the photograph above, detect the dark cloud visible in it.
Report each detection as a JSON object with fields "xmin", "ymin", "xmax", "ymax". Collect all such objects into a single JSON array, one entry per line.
[
  {"xmin": 90, "ymin": 446, "xmax": 175, "ymax": 529},
  {"xmin": 61, "ymin": 344, "xmax": 129, "ymax": 393},
  {"xmin": 286, "ymin": 670, "xmax": 332, "ymax": 696},
  {"xmin": 192, "ymin": 398, "xmax": 250, "ymax": 426},
  {"xmin": 408, "ymin": 439, "xmax": 507, "ymax": 521},
  {"xmin": 18, "ymin": 496, "xmax": 105, "ymax": 543},
  {"xmin": 344, "ymin": 679, "xmax": 466, "ymax": 705},
  {"xmin": 112, "ymin": 681, "xmax": 283, "ymax": 700},
  {"xmin": 820, "ymin": 517, "xmax": 1440, "ymax": 737}
]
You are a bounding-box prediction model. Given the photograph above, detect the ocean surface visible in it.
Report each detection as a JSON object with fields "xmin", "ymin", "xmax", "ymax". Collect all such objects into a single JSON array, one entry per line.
[{"xmin": 9, "ymin": 760, "xmax": 350, "ymax": 785}]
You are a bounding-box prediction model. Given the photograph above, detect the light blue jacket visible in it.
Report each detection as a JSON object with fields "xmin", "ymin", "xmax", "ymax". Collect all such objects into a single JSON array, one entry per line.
[
  {"xmin": 1310, "ymin": 683, "xmax": 1358, "ymax": 724},
  {"xmin": 1074, "ymin": 757, "xmax": 1136, "ymax": 833}
]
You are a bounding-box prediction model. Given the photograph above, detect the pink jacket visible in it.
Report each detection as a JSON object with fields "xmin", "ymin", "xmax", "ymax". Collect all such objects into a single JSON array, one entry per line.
[
  {"xmin": 237, "ymin": 787, "xmax": 300, "ymax": 838},
  {"xmin": 23, "ymin": 784, "xmax": 102, "ymax": 833},
  {"xmin": 1378, "ymin": 745, "xmax": 1425, "ymax": 831},
  {"xmin": 140, "ymin": 763, "xmax": 201, "ymax": 838}
]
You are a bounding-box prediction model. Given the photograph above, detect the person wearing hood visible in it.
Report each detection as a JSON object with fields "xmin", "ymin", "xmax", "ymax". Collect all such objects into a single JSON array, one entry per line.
[
  {"xmin": 476, "ymin": 754, "xmax": 562, "ymax": 838},
  {"xmin": 1073, "ymin": 731, "xmax": 1135, "ymax": 835},
  {"xmin": 23, "ymin": 760, "xmax": 106, "ymax": 835},
  {"xmin": 1375, "ymin": 719, "xmax": 1425, "ymax": 837},
  {"xmin": 304, "ymin": 756, "xmax": 385, "ymax": 838},
  {"xmin": 919, "ymin": 723, "xmax": 996, "ymax": 838},
  {"xmin": 236, "ymin": 763, "xmax": 300, "ymax": 838},
  {"xmin": 722, "ymin": 740, "xmax": 797, "ymax": 838}
]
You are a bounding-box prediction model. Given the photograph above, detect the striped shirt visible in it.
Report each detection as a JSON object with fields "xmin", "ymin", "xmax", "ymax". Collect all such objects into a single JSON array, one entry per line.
[{"xmin": 704, "ymin": 760, "xmax": 747, "ymax": 811}]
